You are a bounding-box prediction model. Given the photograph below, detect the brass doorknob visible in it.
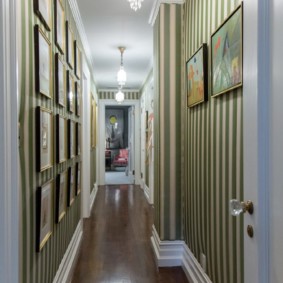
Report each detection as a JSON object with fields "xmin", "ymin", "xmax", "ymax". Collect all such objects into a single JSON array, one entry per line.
[{"xmin": 229, "ymin": 199, "xmax": 254, "ymax": 216}]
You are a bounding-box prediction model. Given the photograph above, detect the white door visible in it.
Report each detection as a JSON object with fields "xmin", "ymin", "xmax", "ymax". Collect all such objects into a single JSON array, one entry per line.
[
  {"xmin": 243, "ymin": 0, "xmax": 283, "ymax": 282},
  {"xmin": 268, "ymin": 0, "xmax": 283, "ymax": 282},
  {"xmin": 0, "ymin": 0, "xmax": 19, "ymax": 281}
]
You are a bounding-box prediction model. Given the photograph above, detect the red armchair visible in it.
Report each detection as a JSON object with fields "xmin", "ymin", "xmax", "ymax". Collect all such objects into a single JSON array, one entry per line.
[{"xmin": 112, "ymin": 149, "xmax": 128, "ymax": 167}]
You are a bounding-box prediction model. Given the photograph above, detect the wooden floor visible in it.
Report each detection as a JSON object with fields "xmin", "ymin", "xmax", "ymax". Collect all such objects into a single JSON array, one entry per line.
[{"xmin": 71, "ymin": 185, "xmax": 189, "ymax": 283}]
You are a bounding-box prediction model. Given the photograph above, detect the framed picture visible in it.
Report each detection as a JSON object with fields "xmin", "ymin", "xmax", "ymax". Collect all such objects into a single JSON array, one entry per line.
[
  {"xmin": 91, "ymin": 96, "xmax": 96, "ymax": 148},
  {"xmin": 211, "ymin": 4, "xmax": 243, "ymax": 97},
  {"xmin": 67, "ymin": 119, "xmax": 76, "ymax": 158},
  {"xmin": 34, "ymin": 0, "xmax": 51, "ymax": 31},
  {"xmin": 56, "ymin": 114, "xmax": 67, "ymax": 163},
  {"xmin": 66, "ymin": 21, "xmax": 74, "ymax": 69},
  {"xmin": 75, "ymin": 82, "xmax": 81, "ymax": 116},
  {"xmin": 36, "ymin": 179, "xmax": 53, "ymax": 252},
  {"xmin": 67, "ymin": 166, "xmax": 75, "ymax": 206},
  {"xmin": 75, "ymin": 162, "xmax": 81, "ymax": 195},
  {"xmin": 36, "ymin": 107, "xmax": 53, "ymax": 172},
  {"xmin": 186, "ymin": 43, "xmax": 208, "ymax": 107},
  {"xmin": 34, "ymin": 25, "xmax": 52, "ymax": 99},
  {"xmin": 54, "ymin": 0, "xmax": 65, "ymax": 54},
  {"xmin": 56, "ymin": 171, "xmax": 67, "ymax": 223},
  {"xmin": 67, "ymin": 71, "xmax": 75, "ymax": 113},
  {"xmin": 74, "ymin": 40, "xmax": 81, "ymax": 79},
  {"xmin": 76, "ymin": 122, "xmax": 81, "ymax": 156},
  {"xmin": 55, "ymin": 53, "xmax": 66, "ymax": 107}
]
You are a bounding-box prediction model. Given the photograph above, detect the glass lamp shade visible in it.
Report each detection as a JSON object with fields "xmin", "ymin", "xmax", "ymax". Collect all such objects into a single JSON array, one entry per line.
[
  {"xmin": 117, "ymin": 67, "xmax": 127, "ymax": 86},
  {"xmin": 128, "ymin": 0, "xmax": 144, "ymax": 11},
  {"xmin": 115, "ymin": 90, "xmax": 125, "ymax": 104}
]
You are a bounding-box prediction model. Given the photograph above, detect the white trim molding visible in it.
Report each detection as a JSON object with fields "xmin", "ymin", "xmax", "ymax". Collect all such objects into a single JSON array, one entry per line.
[
  {"xmin": 143, "ymin": 183, "xmax": 153, "ymax": 205},
  {"xmin": 0, "ymin": 0, "xmax": 19, "ymax": 282},
  {"xmin": 151, "ymin": 225, "xmax": 183, "ymax": 266},
  {"xmin": 90, "ymin": 183, "xmax": 98, "ymax": 212},
  {"xmin": 52, "ymin": 220, "xmax": 83, "ymax": 283},
  {"xmin": 98, "ymin": 99, "xmax": 141, "ymax": 186},
  {"xmin": 68, "ymin": 0, "xmax": 94, "ymax": 81},
  {"xmin": 182, "ymin": 245, "xmax": 212, "ymax": 283},
  {"xmin": 149, "ymin": 0, "xmax": 185, "ymax": 26},
  {"xmin": 151, "ymin": 226, "xmax": 212, "ymax": 283}
]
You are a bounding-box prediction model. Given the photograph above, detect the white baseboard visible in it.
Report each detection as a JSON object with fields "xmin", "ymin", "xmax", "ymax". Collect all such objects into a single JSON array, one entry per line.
[
  {"xmin": 90, "ymin": 183, "xmax": 98, "ymax": 211},
  {"xmin": 144, "ymin": 184, "xmax": 151, "ymax": 204},
  {"xmin": 182, "ymin": 245, "xmax": 212, "ymax": 283},
  {"xmin": 52, "ymin": 220, "xmax": 83, "ymax": 283},
  {"xmin": 151, "ymin": 225, "xmax": 184, "ymax": 266},
  {"xmin": 151, "ymin": 225, "xmax": 212, "ymax": 283}
]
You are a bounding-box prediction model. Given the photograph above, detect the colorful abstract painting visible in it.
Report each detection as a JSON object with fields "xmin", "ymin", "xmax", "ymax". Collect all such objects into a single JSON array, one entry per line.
[
  {"xmin": 211, "ymin": 4, "xmax": 242, "ymax": 96},
  {"xmin": 186, "ymin": 43, "xmax": 208, "ymax": 107}
]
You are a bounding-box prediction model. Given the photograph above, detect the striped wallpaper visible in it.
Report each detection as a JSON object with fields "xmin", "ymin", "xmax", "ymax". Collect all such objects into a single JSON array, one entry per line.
[
  {"xmin": 183, "ymin": 1, "xmax": 243, "ymax": 283},
  {"xmin": 18, "ymin": 0, "xmax": 96, "ymax": 282},
  {"xmin": 99, "ymin": 90, "xmax": 140, "ymax": 100},
  {"xmin": 153, "ymin": 4, "xmax": 182, "ymax": 240}
]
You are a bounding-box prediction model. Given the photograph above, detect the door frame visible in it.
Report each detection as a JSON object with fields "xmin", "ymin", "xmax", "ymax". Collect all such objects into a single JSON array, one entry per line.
[
  {"xmin": 98, "ymin": 99, "xmax": 141, "ymax": 186},
  {"xmin": 0, "ymin": 0, "xmax": 19, "ymax": 281},
  {"xmin": 243, "ymin": 0, "xmax": 270, "ymax": 282},
  {"xmin": 81, "ymin": 60, "xmax": 92, "ymax": 218}
]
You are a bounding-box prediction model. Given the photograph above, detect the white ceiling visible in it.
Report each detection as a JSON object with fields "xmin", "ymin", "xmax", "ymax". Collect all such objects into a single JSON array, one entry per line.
[{"xmin": 76, "ymin": 0, "xmax": 154, "ymax": 91}]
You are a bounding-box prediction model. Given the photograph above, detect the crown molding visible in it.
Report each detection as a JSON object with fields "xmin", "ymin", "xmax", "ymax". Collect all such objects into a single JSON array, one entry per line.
[
  {"xmin": 68, "ymin": 0, "xmax": 94, "ymax": 80},
  {"xmin": 149, "ymin": 0, "xmax": 185, "ymax": 26}
]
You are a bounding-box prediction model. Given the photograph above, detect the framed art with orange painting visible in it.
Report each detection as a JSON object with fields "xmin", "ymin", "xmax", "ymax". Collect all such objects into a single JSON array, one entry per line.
[
  {"xmin": 211, "ymin": 4, "xmax": 243, "ymax": 97},
  {"xmin": 186, "ymin": 43, "xmax": 208, "ymax": 107}
]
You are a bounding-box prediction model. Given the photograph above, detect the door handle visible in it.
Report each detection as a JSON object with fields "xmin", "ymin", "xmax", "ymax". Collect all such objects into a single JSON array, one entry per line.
[{"xmin": 229, "ymin": 199, "xmax": 254, "ymax": 216}]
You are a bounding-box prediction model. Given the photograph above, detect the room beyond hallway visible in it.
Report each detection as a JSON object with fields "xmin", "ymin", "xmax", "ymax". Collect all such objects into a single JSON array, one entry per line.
[
  {"xmin": 105, "ymin": 171, "xmax": 134, "ymax": 185},
  {"xmin": 71, "ymin": 185, "xmax": 189, "ymax": 283}
]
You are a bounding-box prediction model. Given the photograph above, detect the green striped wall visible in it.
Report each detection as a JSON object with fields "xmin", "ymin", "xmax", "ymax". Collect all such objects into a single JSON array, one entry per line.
[
  {"xmin": 183, "ymin": 1, "xmax": 243, "ymax": 283},
  {"xmin": 153, "ymin": 4, "xmax": 182, "ymax": 240},
  {"xmin": 99, "ymin": 90, "xmax": 140, "ymax": 100},
  {"xmin": 18, "ymin": 1, "xmax": 95, "ymax": 282}
]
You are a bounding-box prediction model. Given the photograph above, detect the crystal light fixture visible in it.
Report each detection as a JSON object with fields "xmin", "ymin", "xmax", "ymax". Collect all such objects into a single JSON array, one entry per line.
[
  {"xmin": 115, "ymin": 89, "xmax": 125, "ymax": 104},
  {"xmin": 117, "ymin": 47, "xmax": 126, "ymax": 86},
  {"xmin": 128, "ymin": 0, "xmax": 144, "ymax": 11}
]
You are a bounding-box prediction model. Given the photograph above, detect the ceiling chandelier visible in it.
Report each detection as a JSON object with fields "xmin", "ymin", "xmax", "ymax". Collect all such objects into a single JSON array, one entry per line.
[
  {"xmin": 128, "ymin": 0, "xmax": 144, "ymax": 12},
  {"xmin": 117, "ymin": 47, "xmax": 126, "ymax": 86},
  {"xmin": 115, "ymin": 47, "xmax": 126, "ymax": 103},
  {"xmin": 115, "ymin": 88, "xmax": 125, "ymax": 104}
]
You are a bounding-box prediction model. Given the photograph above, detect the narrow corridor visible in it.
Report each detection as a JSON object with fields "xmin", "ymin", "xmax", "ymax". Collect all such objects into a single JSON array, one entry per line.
[{"xmin": 71, "ymin": 185, "xmax": 189, "ymax": 283}]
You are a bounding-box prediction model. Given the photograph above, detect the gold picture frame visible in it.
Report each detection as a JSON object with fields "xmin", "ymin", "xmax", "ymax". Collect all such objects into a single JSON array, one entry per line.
[
  {"xmin": 186, "ymin": 43, "xmax": 208, "ymax": 107},
  {"xmin": 75, "ymin": 82, "xmax": 81, "ymax": 117},
  {"xmin": 56, "ymin": 170, "xmax": 67, "ymax": 223},
  {"xmin": 76, "ymin": 122, "xmax": 81, "ymax": 156},
  {"xmin": 54, "ymin": 0, "xmax": 65, "ymax": 54},
  {"xmin": 36, "ymin": 106, "xmax": 53, "ymax": 172},
  {"xmin": 67, "ymin": 119, "xmax": 76, "ymax": 158},
  {"xmin": 34, "ymin": 25, "xmax": 52, "ymax": 99},
  {"xmin": 36, "ymin": 179, "xmax": 53, "ymax": 252},
  {"xmin": 34, "ymin": 0, "xmax": 51, "ymax": 31},
  {"xmin": 211, "ymin": 4, "xmax": 243, "ymax": 97},
  {"xmin": 67, "ymin": 71, "xmax": 75, "ymax": 113},
  {"xmin": 75, "ymin": 162, "xmax": 81, "ymax": 195},
  {"xmin": 74, "ymin": 40, "xmax": 81, "ymax": 80},
  {"xmin": 66, "ymin": 21, "xmax": 74, "ymax": 69},
  {"xmin": 56, "ymin": 114, "xmax": 67, "ymax": 163},
  {"xmin": 67, "ymin": 166, "xmax": 75, "ymax": 206},
  {"xmin": 55, "ymin": 53, "xmax": 66, "ymax": 107}
]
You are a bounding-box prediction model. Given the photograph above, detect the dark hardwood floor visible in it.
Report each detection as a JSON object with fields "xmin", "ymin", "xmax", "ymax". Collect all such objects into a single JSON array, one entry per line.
[{"xmin": 71, "ymin": 185, "xmax": 189, "ymax": 283}]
